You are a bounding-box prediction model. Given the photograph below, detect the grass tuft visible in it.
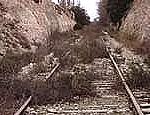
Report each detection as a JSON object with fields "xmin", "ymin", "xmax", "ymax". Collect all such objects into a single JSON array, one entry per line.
[
  {"xmin": 127, "ymin": 62, "xmax": 150, "ymax": 89},
  {"xmin": 73, "ymin": 39, "xmax": 108, "ymax": 64}
]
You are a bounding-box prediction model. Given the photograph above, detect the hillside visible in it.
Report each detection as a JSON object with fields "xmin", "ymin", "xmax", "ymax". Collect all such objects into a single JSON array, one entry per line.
[
  {"xmin": 122, "ymin": 0, "xmax": 150, "ymax": 41},
  {"xmin": 120, "ymin": 0, "xmax": 150, "ymax": 55},
  {"xmin": 0, "ymin": 0, "xmax": 75, "ymax": 60}
]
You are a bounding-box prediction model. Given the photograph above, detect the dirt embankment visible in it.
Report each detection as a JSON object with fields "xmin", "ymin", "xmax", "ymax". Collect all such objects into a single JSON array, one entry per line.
[
  {"xmin": 122, "ymin": 0, "xmax": 150, "ymax": 40},
  {"xmin": 0, "ymin": 0, "xmax": 75, "ymax": 59},
  {"xmin": 120, "ymin": 0, "xmax": 150, "ymax": 54},
  {"xmin": 0, "ymin": 1, "xmax": 76, "ymax": 114}
]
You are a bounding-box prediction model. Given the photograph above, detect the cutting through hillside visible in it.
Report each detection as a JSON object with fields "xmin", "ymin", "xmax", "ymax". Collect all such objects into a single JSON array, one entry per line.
[{"xmin": 0, "ymin": 0, "xmax": 150, "ymax": 115}]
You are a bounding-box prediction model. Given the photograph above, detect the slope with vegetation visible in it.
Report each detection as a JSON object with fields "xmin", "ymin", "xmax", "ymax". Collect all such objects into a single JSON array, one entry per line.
[
  {"xmin": 0, "ymin": 0, "xmax": 75, "ymax": 58},
  {"xmin": 121, "ymin": 0, "xmax": 150, "ymax": 55},
  {"xmin": 98, "ymin": 0, "xmax": 150, "ymax": 56},
  {"xmin": 98, "ymin": 0, "xmax": 150, "ymax": 92}
]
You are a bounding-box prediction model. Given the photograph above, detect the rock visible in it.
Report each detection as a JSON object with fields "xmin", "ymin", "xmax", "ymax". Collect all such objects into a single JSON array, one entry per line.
[{"xmin": 121, "ymin": 0, "xmax": 150, "ymax": 41}]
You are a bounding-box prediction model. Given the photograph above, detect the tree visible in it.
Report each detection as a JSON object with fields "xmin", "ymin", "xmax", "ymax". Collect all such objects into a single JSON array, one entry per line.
[
  {"xmin": 107, "ymin": 0, "xmax": 133, "ymax": 23},
  {"xmin": 71, "ymin": 6, "xmax": 90, "ymax": 30},
  {"xmin": 97, "ymin": 0, "xmax": 110, "ymax": 25},
  {"xmin": 98, "ymin": 0, "xmax": 134, "ymax": 30}
]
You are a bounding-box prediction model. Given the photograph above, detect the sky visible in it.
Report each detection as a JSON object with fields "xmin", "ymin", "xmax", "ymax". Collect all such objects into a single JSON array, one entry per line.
[
  {"xmin": 52, "ymin": 0, "xmax": 99, "ymax": 21},
  {"xmin": 79, "ymin": 0, "xmax": 99, "ymax": 21}
]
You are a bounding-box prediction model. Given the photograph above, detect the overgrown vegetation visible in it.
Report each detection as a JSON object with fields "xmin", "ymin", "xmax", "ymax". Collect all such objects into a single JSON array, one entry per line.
[
  {"xmin": 0, "ymin": 29, "xmax": 105, "ymax": 114},
  {"xmin": 144, "ymin": 55, "xmax": 150, "ymax": 67},
  {"xmin": 127, "ymin": 62, "xmax": 150, "ymax": 89},
  {"xmin": 73, "ymin": 38, "xmax": 108, "ymax": 64},
  {"xmin": 110, "ymin": 29, "xmax": 150, "ymax": 57},
  {"xmin": 11, "ymin": 64, "xmax": 96, "ymax": 106},
  {"xmin": 71, "ymin": 6, "xmax": 90, "ymax": 30},
  {"xmin": 110, "ymin": 30, "xmax": 139, "ymax": 47}
]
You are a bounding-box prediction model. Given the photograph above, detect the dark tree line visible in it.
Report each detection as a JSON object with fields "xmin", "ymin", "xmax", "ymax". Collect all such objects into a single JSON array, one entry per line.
[
  {"xmin": 71, "ymin": 6, "xmax": 90, "ymax": 30},
  {"xmin": 107, "ymin": 0, "xmax": 133, "ymax": 24},
  {"xmin": 98, "ymin": 0, "xmax": 134, "ymax": 29}
]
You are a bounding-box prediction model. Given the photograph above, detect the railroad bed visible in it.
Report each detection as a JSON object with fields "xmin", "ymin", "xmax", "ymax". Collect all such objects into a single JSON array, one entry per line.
[
  {"xmin": 14, "ymin": 32, "xmax": 150, "ymax": 115},
  {"xmin": 103, "ymin": 33, "xmax": 150, "ymax": 115},
  {"xmin": 24, "ymin": 58, "xmax": 133, "ymax": 115}
]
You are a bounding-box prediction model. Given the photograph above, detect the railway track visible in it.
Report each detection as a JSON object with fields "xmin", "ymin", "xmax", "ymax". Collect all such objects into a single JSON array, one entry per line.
[
  {"xmin": 14, "ymin": 32, "xmax": 150, "ymax": 115},
  {"xmin": 13, "ymin": 50, "xmax": 71, "ymax": 115},
  {"xmin": 102, "ymin": 32, "xmax": 150, "ymax": 115},
  {"xmin": 14, "ymin": 63, "xmax": 60, "ymax": 115}
]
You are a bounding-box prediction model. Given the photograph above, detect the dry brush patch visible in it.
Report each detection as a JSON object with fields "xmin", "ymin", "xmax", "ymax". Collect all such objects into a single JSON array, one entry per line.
[
  {"xmin": 110, "ymin": 28, "xmax": 150, "ymax": 57},
  {"xmin": 0, "ymin": 30, "xmax": 104, "ymax": 114},
  {"xmin": 126, "ymin": 62, "xmax": 150, "ymax": 89},
  {"xmin": 8, "ymin": 64, "xmax": 97, "ymax": 107},
  {"xmin": 0, "ymin": 50, "xmax": 47, "ymax": 114},
  {"xmin": 73, "ymin": 38, "xmax": 108, "ymax": 64}
]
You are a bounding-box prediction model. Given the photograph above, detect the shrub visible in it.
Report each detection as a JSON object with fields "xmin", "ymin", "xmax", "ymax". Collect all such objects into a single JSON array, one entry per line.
[
  {"xmin": 110, "ymin": 29, "xmax": 139, "ymax": 49},
  {"xmin": 70, "ymin": 64, "xmax": 95, "ymax": 96},
  {"xmin": 111, "ymin": 28, "xmax": 150, "ymax": 56},
  {"xmin": 11, "ymin": 64, "xmax": 96, "ymax": 106},
  {"xmin": 0, "ymin": 51, "xmax": 35, "ymax": 78},
  {"xmin": 127, "ymin": 62, "xmax": 150, "ymax": 89},
  {"xmin": 73, "ymin": 39, "xmax": 108, "ymax": 63},
  {"xmin": 144, "ymin": 55, "xmax": 150, "ymax": 67}
]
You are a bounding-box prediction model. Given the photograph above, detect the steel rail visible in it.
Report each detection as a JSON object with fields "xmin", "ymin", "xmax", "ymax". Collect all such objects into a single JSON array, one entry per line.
[
  {"xmin": 101, "ymin": 35, "xmax": 144, "ymax": 115},
  {"xmin": 14, "ymin": 51, "xmax": 71, "ymax": 115},
  {"xmin": 46, "ymin": 63, "xmax": 60, "ymax": 79},
  {"xmin": 14, "ymin": 96, "xmax": 32, "ymax": 115}
]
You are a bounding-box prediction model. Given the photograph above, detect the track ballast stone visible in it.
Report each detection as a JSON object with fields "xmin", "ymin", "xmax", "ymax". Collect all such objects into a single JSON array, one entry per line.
[{"xmin": 25, "ymin": 58, "xmax": 133, "ymax": 115}]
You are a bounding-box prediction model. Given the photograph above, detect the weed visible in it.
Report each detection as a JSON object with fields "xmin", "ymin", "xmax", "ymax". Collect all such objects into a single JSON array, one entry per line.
[
  {"xmin": 127, "ymin": 62, "xmax": 150, "ymax": 89},
  {"xmin": 73, "ymin": 39, "xmax": 108, "ymax": 64},
  {"xmin": 114, "ymin": 46, "xmax": 123, "ymax": 54},
  {"xmin": 144, "ymin": 55, "xmax": 150, "ymax": 67}
]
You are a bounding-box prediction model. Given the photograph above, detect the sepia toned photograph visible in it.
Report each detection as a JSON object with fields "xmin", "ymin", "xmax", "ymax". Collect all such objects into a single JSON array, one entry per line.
[{"xmin": 0, "ymin": 0, "xmax": 150, "ymax": 114}]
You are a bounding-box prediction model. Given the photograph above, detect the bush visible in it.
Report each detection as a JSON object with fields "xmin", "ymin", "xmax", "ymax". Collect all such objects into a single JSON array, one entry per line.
[
  {"xmin": 70, "ymin": 64, "xmax": 95, "ymax": 96},
  {"xmin": 73, "ymin": 39, "xmax": 108, "ymax": 63},
  {"xmin": 127, "ymin": 62, "xmax": 150, "ymax": 89},
  {"xmin": 111, "ymin": 29, "xmax": 150, "ymax": 56},
  {"xmin": 11, "ymin": 64, "xmax": 96, "ymax": 106},
  {"xmin": 71, "ymin": 6, "xmax": 90, "ymax": 30},
  {"xmin": 0, "ymin": 51, "xmax": 35, "ymax": 78},
  {"xmin": 144, "ymin": 55, "xmax": 150, "ymax": 67}
]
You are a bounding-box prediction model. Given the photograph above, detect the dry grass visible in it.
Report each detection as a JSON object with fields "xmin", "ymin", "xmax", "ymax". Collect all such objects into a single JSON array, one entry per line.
[
  {"xmin": 110, "ymin": 30, "xmax": 139, "ymax": 48},
  {"xmin": 73, "ymin": 38, "xmax": 108, "ymax": 63},
  {"xmin": 0, "ymin": 29, "xmax": 101, "ymax": 114},
  {"xmin": 111, "ymin": 29, "xmax": 150, "ymax": 56},
  {"xmin": 8, "ymin": 64, "xmax": 96, "ymax": 106},
  {"xmin": 126, "ymin": 62, "xmax": 150, "ymax": 89}
]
